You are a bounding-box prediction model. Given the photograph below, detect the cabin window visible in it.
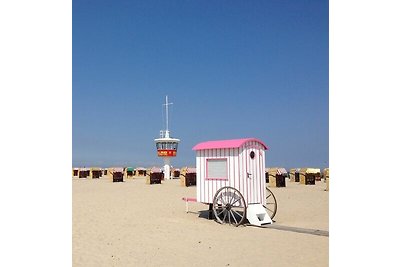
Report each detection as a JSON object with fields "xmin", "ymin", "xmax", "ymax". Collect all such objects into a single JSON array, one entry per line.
[{"xmin": 206, "ymin": 158, "xmax": 227, "ymax": 180}]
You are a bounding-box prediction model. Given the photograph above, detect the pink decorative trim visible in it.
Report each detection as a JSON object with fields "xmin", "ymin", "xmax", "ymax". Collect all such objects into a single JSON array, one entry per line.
[{"xmin": 193, "ymin": 138, "xmax": 268, "ymax": 151}]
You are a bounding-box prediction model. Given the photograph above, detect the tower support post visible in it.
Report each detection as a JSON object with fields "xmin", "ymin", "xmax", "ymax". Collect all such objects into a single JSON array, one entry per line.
[{"xmin": 163, "ymin": 157, "xmax": 171, "ymax": 180}]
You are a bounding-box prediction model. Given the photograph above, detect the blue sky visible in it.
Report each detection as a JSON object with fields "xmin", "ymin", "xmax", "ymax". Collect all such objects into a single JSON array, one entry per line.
[{"xmin": 73, "ymin": 0, "xmax": 328, "ymax": 169}]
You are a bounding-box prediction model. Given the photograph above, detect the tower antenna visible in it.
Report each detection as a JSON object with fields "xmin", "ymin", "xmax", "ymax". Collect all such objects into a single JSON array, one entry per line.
[{"xmin": 162, "ymin": 95, "xmax": 173, "ymax": 137}]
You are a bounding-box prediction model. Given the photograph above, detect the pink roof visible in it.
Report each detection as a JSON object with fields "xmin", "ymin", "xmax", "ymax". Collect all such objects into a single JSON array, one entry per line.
[
  {"xmin": 187, "ymin": 167, "xmax": 197, "ymax": 173},
  {"xmin": 192, "ymin": 138, "xmax": 268, "ymax": 151},
  {"xmin": 277, "ymin": 168, "xmax": 287, "ymax": 175},
  {"xmin": 151, "ymin": 167, "xmax": 162, "ymax": 173}
]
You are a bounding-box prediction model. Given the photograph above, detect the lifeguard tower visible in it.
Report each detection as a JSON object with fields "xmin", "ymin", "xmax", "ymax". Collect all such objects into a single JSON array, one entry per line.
[{"xmin": 154, "ymin": 96, "xmax": 180, "ymax": 180}]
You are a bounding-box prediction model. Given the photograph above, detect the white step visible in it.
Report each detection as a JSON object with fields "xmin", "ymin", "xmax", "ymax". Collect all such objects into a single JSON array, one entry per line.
[{"xmin": 246, "ymin": 203, "xmax": 272, "ymax": 226}]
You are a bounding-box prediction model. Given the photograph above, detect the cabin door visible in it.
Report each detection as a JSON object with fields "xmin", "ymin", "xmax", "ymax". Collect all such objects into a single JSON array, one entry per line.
[{"xmin": 245, "ymin": 147, "xmax": 263, "ymax": 205}]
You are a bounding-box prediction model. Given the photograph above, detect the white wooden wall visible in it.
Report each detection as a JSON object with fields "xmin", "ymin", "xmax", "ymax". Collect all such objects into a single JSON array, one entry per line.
[{"xmin": 196, "ymin": 140, "xmax": 266, "ymax": 206}]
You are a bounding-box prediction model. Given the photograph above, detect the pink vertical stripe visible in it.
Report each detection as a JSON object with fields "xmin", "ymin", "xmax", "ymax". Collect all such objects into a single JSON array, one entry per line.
[
  {"xmin": 242, "ymin": 147, "xmax": 244, "ymax": 204},
  {"xmin": 202, "ymin": 149, "xmax": 206, "ymax": 203},
  {"xmin": 232, "ymin": 148, "xmax": 234, "ymax": 192},
  {"xmin": 208, "ymin": 149, "xmax": 210, "ymax": 202},
  {"xmin": 245, "ymin": 145, "xmax": 248, "ymax": 205},
  {"xmin": 259, "ymin": 143, "xmax": 262, "ymax": 204},
  {"xmin": 238, "ymin": 148, "xmax": 240, "ymax": 201},
  {"xmin": 212, "ymin": 149, "xmax": 215, "ymax": 202}
]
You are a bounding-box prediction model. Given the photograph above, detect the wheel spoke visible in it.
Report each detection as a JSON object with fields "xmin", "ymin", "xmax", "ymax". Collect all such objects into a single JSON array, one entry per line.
[
  {"xmin": 216, "ymin": 208, "xmax": 225, "ymax": 216},
  {"xmin": 231, "ymin": 197, "xmax": 241, "ymax": 206},
  {"xmin": 224, "ymin": 188, "xmax": 230, "ymax": 204},
  {"xmin": 217, "ymin": 195, "xmax": 223, "ymax": 205},
  {"xmin": 229, "ymin": 192, "xmax": 237, "ymax": 205},
  {"xmin": 230, "ymin": 210, "xmax": 238, "ymax": 225},
  {"xmin": 222, "ymin": 209, "xmax": 227, "ymax": 223},
  {"xmin": 227, "ymin": 192, "xmax": 232, "ymax": 204},
  {"xmin": 231, "ymin": 208, "xmax": 243, "ymax": 220},
  {"xmin": 218, "ymin": 195, "xmax": 227, "ymax": 205},
  {"xmin": 265, "ymin": 207, "xmax": 274, "ymax": 212},
  {"xmin": 233, "ymin": 192, "xmax": 241, "ymax": 205}
]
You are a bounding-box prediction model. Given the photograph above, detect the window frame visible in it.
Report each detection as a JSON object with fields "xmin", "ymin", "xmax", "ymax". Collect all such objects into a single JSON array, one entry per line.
[{"xmin": 205, "ymin": 158, "xmax": 228, "ymax": 181}]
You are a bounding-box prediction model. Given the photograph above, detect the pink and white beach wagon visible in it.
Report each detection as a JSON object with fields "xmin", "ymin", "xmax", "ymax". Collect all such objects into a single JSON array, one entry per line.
[{"xmin": 188, "ymin": 138, "xmax": 277, "ymax": 227}]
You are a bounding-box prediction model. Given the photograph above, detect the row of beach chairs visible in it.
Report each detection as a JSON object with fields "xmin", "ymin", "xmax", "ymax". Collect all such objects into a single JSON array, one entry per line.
[
  {"xmin": 265, "ymin": 167, "xmax": 329, "ymax": 189},
  {"xmin": 72, "ymin": 167, "xmax": 197, "ymax": 186},
  {"xmin": 73, "ymin": 166, "xmax": 328, "ymax": 189}
]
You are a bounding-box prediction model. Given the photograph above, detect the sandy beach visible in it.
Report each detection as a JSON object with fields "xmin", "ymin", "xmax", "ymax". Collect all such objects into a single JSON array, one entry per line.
[{"xmin": 73, "ymin": 176, "xmax": 328, "ymax": 266}]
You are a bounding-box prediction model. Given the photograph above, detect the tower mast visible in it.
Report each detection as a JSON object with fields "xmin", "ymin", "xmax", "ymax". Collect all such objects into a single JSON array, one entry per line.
[
  {"xmin": 163, "ymin": 95, "xmax": 173, "ymax": 138},
  {"xmin": 155, "ymin": 95, "xmax": 180, "ymax": 180}
]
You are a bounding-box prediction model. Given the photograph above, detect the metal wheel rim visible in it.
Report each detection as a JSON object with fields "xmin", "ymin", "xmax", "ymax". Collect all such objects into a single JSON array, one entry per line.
[
  {"xmin": 212, "ymin": 186, "xmax": 246, "ymax": 226},
  {"xmin": 264, "ymin": 187, "xmax": 277, "ymax": 220}
]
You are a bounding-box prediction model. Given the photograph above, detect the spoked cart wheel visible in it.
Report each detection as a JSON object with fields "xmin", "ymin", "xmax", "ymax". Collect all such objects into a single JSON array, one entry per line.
[
  {"xmin": 212, "ymin": 186, "xmax": 246, "ymax": 226},
  {"xmin": 264, "ymin": 187, "xmax": 277, "ymax": 220}
]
